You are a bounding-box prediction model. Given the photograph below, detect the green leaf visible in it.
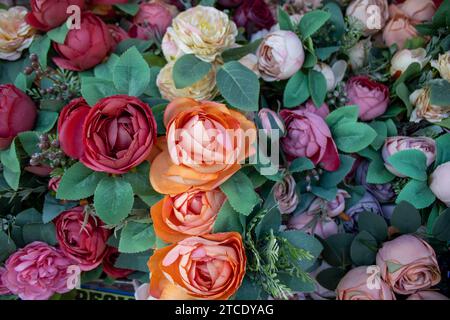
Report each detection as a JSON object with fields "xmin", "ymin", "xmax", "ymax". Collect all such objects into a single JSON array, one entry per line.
[
  {"xmin": 391, "ymin": 201, "xmax": 421, "ymax": 234},
  {"xmin": 57, "ymin": 162, "xmax": 105, "ymax": 200},
  {"xmin": 172, "ymin": 54, "xmax": 212, "ymax": 89},
  {"xmin": 81, "ymin": 77, "xmax": 117, "ymax": 106},
  {"xmin": 222, "ymin": 39, "xmax": 262, "ymax": 62},
  {"xmin": 220, "ymin": 171, "xmax": 260, "ymax": 216},
  {"xmin": 22, "ymin": 223, "xmax": 57, "ymax": 245},
  {"xmin": 357, "ymin": 211, "xmax": 388, "ymax": 242},
  {"xmin": 430, "ymin": 79, "xmax": 450, "ymax": 107},
  {"xmin": 311, "ymin": 186, "xmax": 337, "ymax": 201},
  {"xmin": 298, "ymin": 10, "xmax": 331, "ymax": 38},
  {"xmin": 94, "ymin": 54, "xmax": 120, "ymax": 80},
  {"xmin": 368, "ymin": 121, "xmax": 387, "ymax": 150},
  {"xmin": 315, "ymin": 46, "xmax": 340, "ymax": 60},
  {"xmin": 119, "ymin": 221, "xmax": 156, "ymax": 253},
  {"xmin": 279, "ymin": 230, "xmax": 323, "ymax": 270},
  {"xmin": 283, "ymin": 71, "xmax": 309, "ymax": 108},
  {"xmin": 322, "ymin": 233, "xmax": 354, "ymax": 267},
  {"xmin": 235, "ymin": 277, "xmax": 266, "ymax": 300},
  {"xmin": 47, "ymin": 22, "xmax": 69, "ymax": 44},
  {"xmin": 0, "ymin": 140, "xmax": 20, "ymax": 190},
  {"xmin": 18, "ymin": 131, "xmax": 39, "ymax": 156},
  {"xmin": 213, "ymin": 201, "xmax": 244, "ymax": 234},
  {"xmin": 43, "ymin": 194, "xmax": 77, "ymax": 223},
  {"xmin": 387, "ymin": 149, "xmax": 427, "ymax": 181},
  {"xmin": 0, "ymin": 231, "xmax": 16, "ymax": 262},
  {"xmin": 115, "ymin": 250, "xmax": 153, "ymax": 273},
  {"xmin": 216, "ymin": 61, "xmax": 260, "ymax": 111},
  {"xmin": 308, "ymin": 69, "xmax": 327, "ymax": 107},
  {"xmin": 435, "ymin": 133, "xmax": 450, "ymax": 166},
  {"xmin": 290, "ymin": 157, "xmax": 315, "ymax": 173},
  {"xmin": 332, "ymin": 122, "xmax": 377, "ymax": 153},
  {"xmin": 396, "ymin": 82, "xmax": 413, "ymax": 116},
  {"xmin": 255, "ymin": 203, "xmax": 281, "ymax": 239},
  {"xmin": 278, "ymin": 7, "xmax": 294, "ymax": 31},
  {"xmin": 320, "ymin": 154, "xmax": 355, "ymax": 188},
  {"xmin": 432, "ymin": 0, "xmax": 450, "ymax": 28},
  {"xmin": 115, "ymin": 2, "xmax": 139, "ymax": 16},
  {"xmin": 432, "ymin": 209, "xmax": 450, "ymax": 241},
  {"xmin": 394, "ymin": 62, "xmax": 421, "ymax": 88},
  {"xmin": 396, "ymin": 179, "xmax": 435, "ymax": 209},
  {"xmin": 358, "ymin": 148, "xmax": 395, "ymax": 184},
  {"xmin": 278, "ymin": 272, "xmax": 315, "ymax": 292},
  {"xmin": 35, "ymin": 111, "xmax": 58, "ymax": 132},
  {"xmin": 113, "ymin": 46, "xmax": 151, "ymax": 97},
  {"xmin": 326, "ymin": 105, "xmax": 359, "ymax": 129},
  {"xmin": 15, "ymin": 208, "xmax": 42, "ymax": 225},
  {"xmin": 316, "ymin": 267, "xmax": 346, "ymax": 291},
  {"xmin": 94, "ymin": 176, "xmax": 134, "ymax": 225},
  {"xmin": 350, "ymin": 230, "xmax": 377, "ymax": 266},
  {"xmin": 114, "ymin": 39, "xmax": 153, "ymax": 55}
]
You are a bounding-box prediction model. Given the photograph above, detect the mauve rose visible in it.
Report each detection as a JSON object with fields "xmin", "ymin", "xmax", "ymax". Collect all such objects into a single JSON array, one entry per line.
[
  {"xmin": 57, "ymin": 97, "xmax": 90, "ymax": 160},
  {"xmin": 108, "ymin": 24, "xmax": 129, "ymax": 50},
  {"xmin": 273, "ymin": 175, "xmax": 299, "ymax": 214},
  {"xmin": 355, "ymin": 160, "xmax": 395, "ymax": 203},
  {"xmin": 429, "ymin": 162, "xmax": 450, "ymax": 207},
  {"xmin": 382, "ymin": 136, "xmax": 436, "ymax": 177},
  {"xmin": 0, "ymin": 267, "xmax": 11, "ymax": 295},
  {"xmin": 302, "ymin": 100, "xmax": 330, "ymax": 119},
  {"xmin": 346, "ymin": 76, "xmax": 390, "ymax": 121},
  {"xmin": 336, "ymin": 266, "xmax": 396, "ymax": 300},
  {"xmin": 306, "ymin": 189, "xmax": 350, "ymax": 218},
  {"xmin": 128, "ymin": 1, "xmax": 175, "ymax": 40},
  {"xmin": 103, "ymin": 246, "xmax": 133, "ymax": 279},
  {"xmin": 383, "ymin": 5, "xmax": 418, "ymax": 50},
  {"xmin": 0, "ymin": 84, "xmax": 37, "ymax": 150},
  {"xmin": 288, "ymin": 211, "xmax": 338, "ymax": 239},
  {"xmin": 344, "ymin": 191, "xmax": 383, "ymax": 233},
  {"xmin": 280, "ymin": 108, "xmax": 340, "ymax": 171},
  {"xmin": 376, "ymin": 235, "xmax": 441, "ymax": 295},
  {"xmin": 407, "ymin": 291, "xmax": 449, "ymax": 300},
  {"xmin": 26, "ymin": 0, "xmax": 85, "ymax": 31},
  {"xmin": 398, "ymin": 0, "xmax": 436, "ymax": 22},
  {"xmin": 1, "ymin": 242, "xmax": 74, "ymax": 300},
  {"xmin": 55, "ymin": 206, "xmax": 110, "ymax": 271},
  {"xmin": 81, "ymin": 95, "xmax": 157, "ymax": 174},
  {"xmin": 53, "ymin": 13, "xmax": 112, "ymax": 71},
  {"xmin": 218, "ymin": 0, "xmax": 243, "ymax": 7},
  {"xmin": 233, "ymin": 0, "xmax": 276, "ymax": 34},
  {"xmin": 48, "ymin": 177, "xmax": 61, "ymax": 192},
  {"xmin": 258, "ymin": 108, "xmax": 285, "ymax": 136}
]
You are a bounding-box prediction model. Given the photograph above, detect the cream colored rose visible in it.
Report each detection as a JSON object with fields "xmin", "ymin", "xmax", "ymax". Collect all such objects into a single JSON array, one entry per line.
[
  {"xmin": 431, "ymin": 51, "xmax": 450, "ymax": 82},
  {"xmin": 347, "ymin": 38, "xmax": 372, "ymax": 70},
  {"xmin": 161, "ymin": 32, "xmax": 182, "ymax": 62},
  {"xmin": 314, "ymin": 62, "xmax": 336, "ymax": 91},
  {"xmin": 390, "ymin": 48, "xmax": 428, "ymax": 77},
  {"xmin": 165, "ymin": 6, "xmax": 237, "ymax": 62},
  {"xmin": 156, "ymin": 60, "xmax": 218, "ymax": 101},
  {"xmin": 0, "ymin": 6, "xmax": 35, "ymax": 61},
  {"xmin": 346, "ymin": 0, "xmax": 389, "ymax": 36},
  {"xmin": 409, "ymin": 88, "xmax": 450, "ymax": 123},
  {"xmin": 239, "ymin": 53, "xmax": 260, "ymax": 78}
]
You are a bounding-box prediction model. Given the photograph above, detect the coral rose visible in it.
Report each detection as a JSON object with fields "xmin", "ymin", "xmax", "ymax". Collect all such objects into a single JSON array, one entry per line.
[
  {"xmin": 150, "ymin": 98, "xmax": 256, "ymax": 194},
  {"xmin": 151, "ymin": 188, "xmax": 226, "ymax": 243},
  {"xmin": 26, "ymin": 0, "xmax": 85, "ymax": 31},
  {"xmin": 148, "ymin": 232, "xmax": 246, "ymax": 300}
]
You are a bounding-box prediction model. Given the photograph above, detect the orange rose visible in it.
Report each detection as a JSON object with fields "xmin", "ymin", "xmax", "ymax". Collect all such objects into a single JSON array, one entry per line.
[
  {"xmin": 148, "ymin": 232, "xmax": 246, "ymax": 300},
  {"xmin": 150, "ymin": 98, "xmax": 256, "ymax": 194},
  {"xmin": 151, "ymin": 188, "xmax": 226, "ymax": 243}
]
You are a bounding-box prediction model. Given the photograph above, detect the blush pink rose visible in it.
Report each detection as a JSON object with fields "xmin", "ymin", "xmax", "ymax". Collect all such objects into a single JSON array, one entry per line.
[
  {"xmin": 0, "ymin": 267, "xmax": 11, "ymax": 295},
  {"xmin": 1, "ymin": 242, "xmax": 74, "ymax": 300},
  {"xmin": 288, "ymin": 212, "xmax": 338, "ymax": 239},
  {"xmin": 383, "ymin": 5, "xmax": 418, "ymax": 50},
  {"xmin": 398, "ymin": 0, "xmax": 436, "ymax": 22}
]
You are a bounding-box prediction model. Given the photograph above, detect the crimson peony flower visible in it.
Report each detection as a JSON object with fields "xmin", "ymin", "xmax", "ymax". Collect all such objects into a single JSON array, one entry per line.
[
  {"xmin": 233, "ymin": 0, "xmax": 276, "ymax": 34},
  {"xmin": 26, "ymin": 0, "xmax": 85, "ymax": 31}
]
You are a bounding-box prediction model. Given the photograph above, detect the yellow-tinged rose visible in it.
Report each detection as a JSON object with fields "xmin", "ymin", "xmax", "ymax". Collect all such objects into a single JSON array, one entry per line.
[
  {"xmin": 156, "ymin": 60, "xmax": 218, "ymax": 101},
  {"xmin": 0, "ymin": 6, "xmax": 35, "ymax": 61},
  {"xmin": 164, "ymin": 6, "xmax": 237, "ymax": 62},
  {"xmin": 431, "ymin": 51, "xmax": 450, "ymax": 82},
  {"xmin": 409, "ymin": 88, "xmax": 450, "ymax": 123}
]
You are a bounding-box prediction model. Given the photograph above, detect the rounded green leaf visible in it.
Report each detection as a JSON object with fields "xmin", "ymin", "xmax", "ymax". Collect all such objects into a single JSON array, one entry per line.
[
  {"xmin": 350, "ymin": 230, "xmax": 378, "ymax": 266},
  {"xmin": 172, "ymin": 54, "xmax": 212, "ymax": 89},
  {"xmin": 387, "ymin": 149, "xmax": 428, "ymax": 181},
  {"xmin": 391, "ymin": 201, "xmax": 421, "ymax": 234},
  {"xmin": 56, "ymin": 162, "xmax": 105, "ymax": 200},
  {"xmin": 357, "ymin": 211, "xmax": 388, "ymax": 242},
  {"xmin": 332, "ymin": 122, "xmax": 377, "ymax": 153},
  {"xmin": 283, "ymin": 71, "xmax": 309, "ymax": 108},
  {"xmin": 396, "ymin": 180, "xmax": 435, "ymax": 209}
]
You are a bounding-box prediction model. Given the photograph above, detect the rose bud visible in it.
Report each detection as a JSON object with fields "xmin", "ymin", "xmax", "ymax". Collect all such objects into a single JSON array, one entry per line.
[
  {"xmin": 390, "ymin": 48, "xmax": 428, "ymax": 78},
  {"xmin": 347, "ymin": 39, "xmax": 372, "ymax": 70},
  {"xmin": 288, "ymin": 212, "xmax": 338, "ymax": 239},
  {"xmin": 108, "ymin": 24, "xmax": 129, "ymax": 51},
  {"xmin": 57, "ymin": 98, "xmax": 90, "ymax": 160},
  {"xmin": 102, "ymin": 246, "xmax": 133, "ymax": 279},
  {"xmin": 344, "ymin": 191, "xmax": 383, "ymax": 233},
  {"xmin": 382, "ymin": 136, "xmax": 436, "ymax": 177},
  {"xmin": 409, "ymin": 88, "xmax": 450, "ymax": 123},
  {"xmin": 431, "ymin": 51, "xmax": 450, "ymax": 82},
  {"xmin": 1, "ymin": 242, "xmax": 75, "ymax": 300},
  {"xmin": 273, "ymin": 175, "xmax": 299, "ymax": 214},
  {"xmin": 346, "ymin": 76, "xmax": 389, "ymax": 121},
  {"xmin": 53, "ymin": 12, "xmax": 112, "ymax": 71},
  {"xmin": 0, "ymin": 6, "xmax": 35, "ymax": 61},
  {"xmin": 48, "ymin": 177, "xmax": 61, "ymax": 192},
  {"xmin": 218, "ymin": 0, "xmax": 243, "ymax": 7},
  {"xmin": 151, "ymin": 189, "xmax": 226, "ymax": 243},
  {"xmin": 81, "ymin": 95, "xmax": 157, "ymax": 174},
  {"xmin": 26, "ymin": 0, "xmax": 85, "ymax": 31},
  {"xmin": 233, "ymin": 0, "xmax": 276, "ymax": 34},
  {"xmin": 346, "ymin": 0, "xmax": 389, "ymax": 36},
  {"xmin": 336, "ymin": 266, "xmax": 396, "ymax": 300},
  {"xmin": 398, "ymin": 0, "xmax": 436, "ymax": 22},
  {"xmin": 376, "ymin": 235, "xmax": 441, "ymax": 295},
  {"xmin": 258, "ymin": 108, "xmax": 285, "ymax": 136},
  {"xmin": 430, "ymin": 162, "xmax": 450, "ymax": 207},
  {"xmin": 407, "ymin": 291, "xmax": 449, "ymax": 300},
  {"xmin": 148, "ymin": 232, "xmax": 246, "ymax": 300},
  {"xmin": 55, "ymin": 206, "xmax": 110, "ymax": 271},
  {"xmin": 150, "ymin": 98, "xmax": 256, "ymax": 195},
  {"xmin": 0, "ymin": 84, "xmax": 37, "ymax": 150},
  {"xmin": 355, "ymin": 160, "xmax": 395, "ymax": 203},
  {"xmin": 280, "ymin": 108, "xmax": 340, "ymax": 171},
  {"xmin": 257, "ymin": 30, "xmax": 305, "ymax": 82},
  {"xmin": 314, "ymin": 62, "xmax": 336, "ymax": 92},
  {"xmin": 383, "ymin": 6, "xmax": 418, "ymax": 50},
  {"xmin": 128, "ymin": 1, "xmax": 177, "ymax": 40}
]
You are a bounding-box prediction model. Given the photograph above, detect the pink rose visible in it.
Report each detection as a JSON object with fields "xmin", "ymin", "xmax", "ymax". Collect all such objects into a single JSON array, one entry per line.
[
  {"xmin": 376, "ymin": 235, "xmax": 441, "ymax": 295},
  {"xmin": 288, "ymin": 212, "xmax": 338, "ymax": 239},
  {"xmin": 303, "ymin": 100, "xmax": 330, "ymax": 119},
  {"xmin": 273, "ymin": 175, "xmax": 299, "ymax": 214},
  {"xmin": 258, "ymin": 108, "xmax": 285, "ymax": 136},
  {"xmin": 398, "ymin": 0, "xmax": 436, "ymax": 22},
  {"xmin": 48, "ymin": 177, "xmax": 61, "ymax": 192},
  {"xmin": 108, "ymin": 24, "xmax": 129, "ymax": 50},
  {"xmin": 429, "ymin": 162, "xmax": 450, "ymax": 207},
  {"xmin": 383, "ymin": 5, "xmax": 418, "ymax": 50},
  {"xmin": 280, "ymin": 108, "xmax": 340, "ymax": 171},
  {"xmin": 336, "ymin": 266, "xmax": 396, "ymax": 300},
  {"xmin": 346, "ymin": 76, "xmax": 390, "ymax": 121},
  {"xmin": 308, "ymin": 189, "xmax": 350, "ymax": 218},
  {"xmin": 0, "ymin": 267, "xmax": 11, "ymax": 295},
  {"xmin": 55, "ymin": 206, "xmax": 110, "ymax": 271},
  {"xmin": 407, "ymin": 291, "xmax": 448, "ymax": 300},
  {"xmin": 1, "ymin": 242, "xmax": 74, "ymax": 300}
]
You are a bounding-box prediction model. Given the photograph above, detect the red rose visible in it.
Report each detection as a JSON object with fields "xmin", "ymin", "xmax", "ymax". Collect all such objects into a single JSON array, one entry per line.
[
  {"xmin": 57, "ymin": 98, "xmax": 90, "ymax": 159},
  {"xmin": 26, "ymin": 0, "xmax": 85, "ymax": 31},
  {"xmin": 233, "ymin": 0, "xmax": 276, "ymax": 34},
  {"xmin": 108, "ymin": 24, "xmax": 129, "ymax": 50},
  {"xmin": 55, "ymin": 206, "xmax": 110, "ymax": 271},
  {"xmin": 81, "ymin": 95, "xmax": 157, "ymax": 174},
  {"xmin": 0, "ymin": 84, "xmax": 37, "ymax": 150},
  {"xmin": 53, "ymin": 13, "xmax": 112, "ymax": 71},
  {"xmin": 102, "ymin": 246, "xmax": 133, "ymax": 279}
]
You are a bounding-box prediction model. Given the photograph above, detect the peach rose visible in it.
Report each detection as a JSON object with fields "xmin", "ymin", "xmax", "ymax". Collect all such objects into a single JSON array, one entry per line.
[
  {"xmin": 383, "ymin": 5, "xmax": 418, "ymax": 50},
  {"xmin": 151, "ymin": 188, "xmax": 226, "ymax": 243},
  {"xmin": 376, "ymin": 235, "xmax": 441, "ymax": 295},
  {"xmin": 148, "ymin": 232, "xmax": 246, "ymax": 300},
  {"xmin": 150, "ymin": 98, "xmax": 256, "ymax": 195}
]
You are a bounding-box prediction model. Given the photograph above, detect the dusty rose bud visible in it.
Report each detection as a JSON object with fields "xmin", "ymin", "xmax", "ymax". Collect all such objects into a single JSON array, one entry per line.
[
  {"xmin": 382, "ymin": 136, "xmax": 436, "ymax": 177},
  {"xmin": 383, "ymin": 5, "xmax": 418, "ymax": 50},
  {"xmin": 257, "ymin": 30, "xmax": 304, "ymax": 82},
  {"xmin": 48, "ymin": 177, "xmax": 61, "ymax": 192},
  {"xmin": 397, "ymin": 0, "xmax": 436, "ymax": 22},
  {"xmin": 407, "ymin": 291, "xmax": 449, "ymax": 300},
  {"xmin": 287, "ymin": 211, "xmax": 338, "ymax": 239},
  {"xmin": 313, "ymin": 62, "xmax": 336, "ymax": 92},
  {"xmin": 336, "ymin": 266, "xmax": 396, "ymax": 300},
  {"xmin": 376, "ymin": 235, "xmax": 441, "ymax": 295},
  {"xmin": 258, "ymin": 108, "xmax": 285, "ymax": 136},
  {"xmin": 273, "ymin": 175, "xmax": 299, "ymax": 214},
  {"xmin": 390, "ymin": 48, "xmax": 428, "ymax": 77},
  {"xmin": 429, "ymin": 162, "xmax": 450, "ymax": 207},
  {"xmin": 346, "ymin": 0, "xmax": 389, "ymax": 36}
]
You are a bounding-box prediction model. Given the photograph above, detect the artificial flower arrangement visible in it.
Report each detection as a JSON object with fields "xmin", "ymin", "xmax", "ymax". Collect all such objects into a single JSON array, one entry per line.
[{"xmin": 0, "ymin": 0, "xmax": 449, "ymax": 301}]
